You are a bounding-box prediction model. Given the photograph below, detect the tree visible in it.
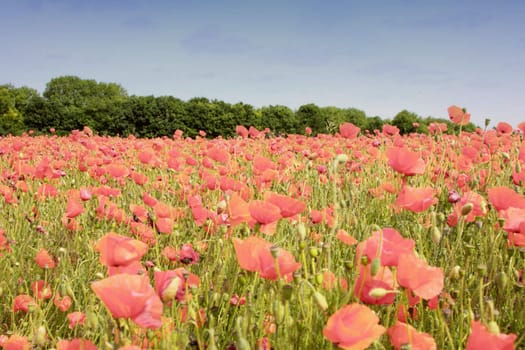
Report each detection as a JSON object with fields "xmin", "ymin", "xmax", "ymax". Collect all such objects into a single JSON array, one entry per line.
[
  {"xmin": 364, "ymin": 116, "xmax": 384, "ymax": 133},
  {"xmin": 259, "ymin": 105, "xmax": 297, "ymax": 135},
  {"xmin": 42, "ymin": 76, "xmax": 128, "ymax": 134},
  {"xmin": 296, "ymin": 103, "xmax": 325, "ymax": 135},
  {"xmin": 392, "ymin": 109, "xmax": 420, "ymax": 134},
  {"xmin": 0, "ymin": 86, "xmax": 25, "ymax": 135}
]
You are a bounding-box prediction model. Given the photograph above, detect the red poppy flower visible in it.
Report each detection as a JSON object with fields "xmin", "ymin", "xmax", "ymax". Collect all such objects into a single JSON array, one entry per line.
[
  {"xmin": 91, "ymin": 274, "xmax": 163, "ymax": 329},
  {"xmin": 233, "ymin": 236, "xmax": 301, "ymax": 281},
  {"xmin": 466, "ymin": 320, "xmax": 516, "ymax": 350},
  {"xmin": 323, "ymin": 303, "xmax": 386, "ymax": 350},
  {"xmin": 386, "ymin": 147, "xmax": 425, "ymax": 176},
  {"xmin": 154, "ymin": 268, "xmax": 200, "ymax": 303},
  {"xmin": 499, "ymin": 207, "xmax": 525, "ymax": 233},
  {"xmin": 496, "ymin": 122, "xmax": 513, "ymax": 134},
  {"xmin": 340, "ymin": 123, "xmax": 361, "ymax": 139},
  {"xmin": 236, "ymin": 125, "xmax": 249, "ymax": 138},
  {"xmin": 448, "ymin": 105, "xmax": 471, "ymax": 125},
  {"xmin": 450, "ymin": 191, "xmax": 488, "ymax": 224},
  {"xmin": 1, "ymin": 335, "xmax": 30, "ymax": 350},
  {"xmin": 387, "ymin": 321, "xmax": 437, "ymax": 350},
  {"xmin": 67, "ymin": 312, "xmax": 86, "ymax": 329},
  {"xmin": 397, "ymin": 253, "xmax": 444, "ymax": 300},
  {"xmin": 488, "ymin": 186, "xmax": 525, "ymax": 211},
  {"xmin": 395, "ymin": 186, "xmax": 437, "ymax": 212},
  {"xmin": 359, "ymin": 228, "xmax": 415, "ymax": 267},
  {"xmin": 105, "ymin": 163, "xmax": 129, "ymax": 179},
  {"xmin": 54, "ymin": 295, "xmax": 72, "ymax": 312},
  {"xmin": 95, "ymin": 232, "xmax": 148, "ymax": 267},
  {"xmin": 0, "ymin": 228, "xmax": 10, "ymax": 257},
  {"xmin": 382, "ymin": 124, "xmax": 400, "ymax": 136},
  {"xmin": 336, "ymin": 229, "xmax": 358, "ymax": 246},
  {"xmin": 264, "ymin": 192, "xmax": 306, "ymax": 218},
  {"xmin": 155, "ymin": 217, "xmax": 174, "ymax": 234},
  {"xmin": 354, "ymin": 264, "xmax": 397, "ymax": 305},
  {"xmin": 13, "ymin": 295, "xmax": 36, "ymax": 313},
  {"xmin": 57, "ymin": 338, "xmax": 98, "ymax": 350},
  {"xmin": 32, "ymin": 280, "xmax": 53, "ymax": 300},
  {"xmin": 249, "ymin": 200, "xmax": 282, "ymax": 225},
  {"xmin": 35, "ymin": 248, "xmax": 56, "ymax": 269},
  {"xmin": 227, "ymin": 192, "xmax": 254, "ymax": 227}
]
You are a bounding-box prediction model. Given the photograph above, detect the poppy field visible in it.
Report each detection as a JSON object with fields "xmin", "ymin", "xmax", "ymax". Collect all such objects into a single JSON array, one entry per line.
[{"xmin": 0, "ymin": 107, "xmax": 524, "ymax": 349}]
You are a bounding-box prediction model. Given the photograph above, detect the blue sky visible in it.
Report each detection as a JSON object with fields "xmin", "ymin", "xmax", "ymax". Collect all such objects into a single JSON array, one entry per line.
[{"xmin": 1, "ymin": 0, "xmax": 524, "ymax": 127}]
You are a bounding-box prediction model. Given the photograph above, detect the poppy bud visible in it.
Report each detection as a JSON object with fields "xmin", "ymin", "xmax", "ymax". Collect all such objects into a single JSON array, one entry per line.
[
  {"xmin": 431, "ymin": 227, "xmax": 442, "ymax": 244},
  {"xmin": 33, "ymin": 325, "xmax": 47, "ymax": 346},
  {"xmin": 448, "ymin": 190, "xmax": 461, "ymax": 203},
  {"xmin": 496, "ymin": 272, "xmax": 508, "ymax": 290},
  {"xmin": 315, "ymin": 273, "xmax": 324, "ymax": 285},
  {"xmin": 461, "ymin": 203, "xmax": 474, "ymax": 216},
  {"xmin": 477, "ymin": 264, "xmax": 487, "ymax": 277},
  {"xmin": 309, "ymin": 247, "xmax": 319, "ymax": 257},
  {"xmin": 207, "ymin": 329, "xmax": 219, "ymax": 350},
  {"xmin": 368, "ymin": 288, "xmax": 390, "ymax": 299},
  {"xmin": 281, "ymin": 284, "xmax": 293, "ymax": 302},
  {"xmin": 488, "ymin": 321, "xmax": 500, "ymax": 335},
  {"xmin": 313, "ymin": 291, "xmax": 328, "ymax": 311},
  {"xmin": 273, "ymin": 301, "xmax": 285, "ymax": 324},
  {"xmin": 297, "ymin": 223, "xmax": 306, "ymax": 240},
  {"xmin": 484, "ymin": 118, "xmax": 491, "ymax": 128},
  {"xmin": 85, "ymin": 311, "xmax": 99, "ymax": 329},
  {"xmin": 335, "ymin": 154, "xmax": 348, "ymax": 164},
  {"xmin": 270, "ymin": 245, "xmax": 280, "ymax": 259},
  {"xmin": 211, "ymin": 292, "xmax": 221, "ymax": 306},
  {"xmin": 370, "ymin": 258, "xmax": 381, "ymax": 276},
  {"xmin": 450, "ymin": 265, "xmax": 461, "ymax": 280},
  {"xmin": 161, "ymin": 276, "xmax": 183, "ymax": 302},
  {"xmin": 237, "ymin": 337, "xmax": 251, "ymax": 350}
]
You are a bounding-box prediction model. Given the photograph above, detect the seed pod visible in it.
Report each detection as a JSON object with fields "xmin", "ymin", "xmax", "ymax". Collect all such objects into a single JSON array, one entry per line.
[
  {"xmin": 309, "ymin": 247, "xmax": 319, "ymax": 257},
  {"xmin": 461, "ymin": 203, "xmax": 474, "ymax": 216},
  {"xmin": 496, "ymin": 272, "xmax": 508, "ymax": 290},
  {"xmin": 281, "ymin": 284, "xmax": 293, "ymax": 302},
  {"xmin": 368, "ymin": 288, "xmax": 390, "ymax": 299},
  {"xmin": 370, "ymin": 257, "xmax": 381, "ymax": 276}
]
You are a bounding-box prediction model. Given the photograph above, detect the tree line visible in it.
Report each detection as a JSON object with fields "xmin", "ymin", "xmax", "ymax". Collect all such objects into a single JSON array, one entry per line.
[{"xmin": 1, "ymin": 76, "xmax": 476, "ymax": 137}]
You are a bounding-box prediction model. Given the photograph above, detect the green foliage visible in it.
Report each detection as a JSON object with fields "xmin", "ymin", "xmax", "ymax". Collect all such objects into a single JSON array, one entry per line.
[
  {"xmin": 42, "ymin": 76, "xmax": 128, "ymax": 134},
  {"xmin": 296, "ymin": 103, "xmax": 326, "ymax": 135},
  {"xmin": 259, "ymin": 105, "xmax": 297, "ymax": 135},
  {"xmin": 2, "ymin": 76, "xmax": 481, "ymax": 137},
  {"xmin": 392, "ymin": 109, "xmax": 420, "ymax": 134},
  {"xmin": 0, "ymin": 86, "xmax": 25, "ymax": 135}
]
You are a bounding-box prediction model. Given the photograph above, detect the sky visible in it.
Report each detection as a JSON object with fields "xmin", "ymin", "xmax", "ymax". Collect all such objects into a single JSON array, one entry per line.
[{"xmin": 1, "ymin": 0, "xmax": 525, "ymax": 127}]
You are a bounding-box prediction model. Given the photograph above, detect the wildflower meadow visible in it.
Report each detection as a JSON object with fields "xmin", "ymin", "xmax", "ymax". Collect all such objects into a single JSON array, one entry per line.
[{"xmin": 0, "ymin": 106, "xmax": 524, "ymax": 349}]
